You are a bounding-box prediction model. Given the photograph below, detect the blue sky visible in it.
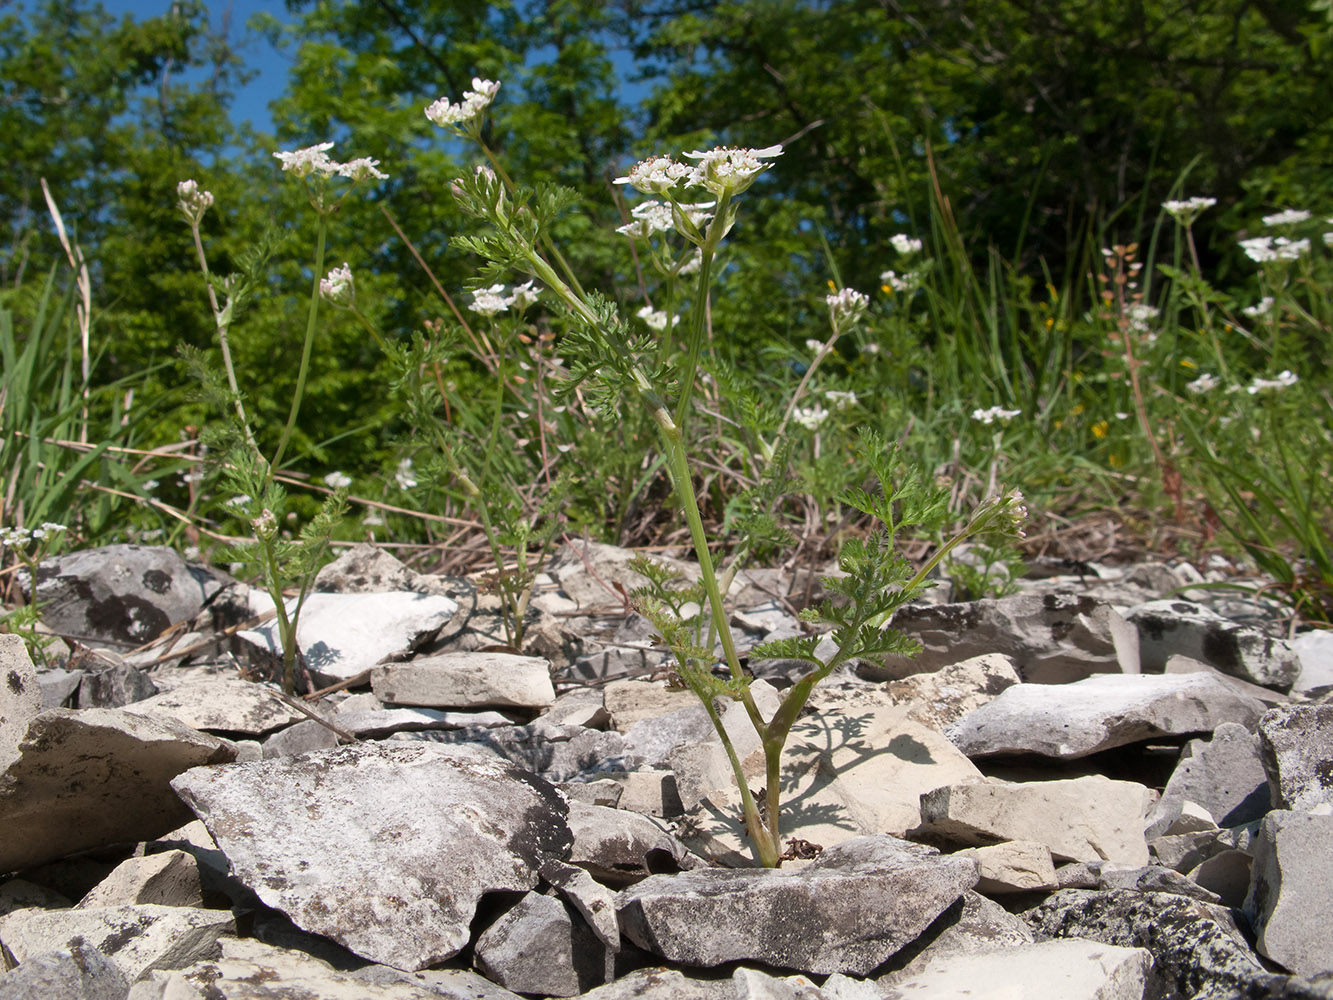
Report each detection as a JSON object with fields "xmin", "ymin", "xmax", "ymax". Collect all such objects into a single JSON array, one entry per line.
[{"xmin": 97, "ymin": 0, "xmax": 655, "ymax": 134}]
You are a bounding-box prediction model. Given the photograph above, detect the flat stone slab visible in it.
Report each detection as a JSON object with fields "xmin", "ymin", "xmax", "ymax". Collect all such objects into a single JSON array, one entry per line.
[
  {"xmin": 0, "ymin": 903, "xmax": 234, "ymax": 982},
  {"xmin": 947, "ymin": 672, "xmax": 1266, "ymax": 759},
  {"xmin": 918, "ymin": 775, "xmax": 1154, "ymax": 865},
  {"xmin": 615, "ymin": 835, "xmax": 979, "ymax": 975},
  {"xmin": 880, "ymin": 938, "xmax": 1152, "ymax": 1000},
  {"xmin": 0, "ymin": 708, "xmax": 236, "ymax": 872},
  {"xmin": 170, "ymin": 742, "xmax": 572, "ymax": 971},
  {"xmin": 30, "ymin": 543, "xmax": 226, "ymax": 647},
  {"xmin": 372, "ymin": 651, "xmax": 555, "ymax": 709},
  {"xmin": 238, "ymin": 591, "xmax": 457, "ymax": 687},
  {"xmin": 0, "ymin": 937, "xmax": 127, "ymax": 999},
  {"xmin": 128, "ymin": 678, "xmax": 305, "ymax": 735},
  {"xmin": 0, "ymin": 635, "xmax": 41, "ymax": 769},
  {"xmin": 337, "ymin": 707, "xmax": 513, "ymax": 738}
]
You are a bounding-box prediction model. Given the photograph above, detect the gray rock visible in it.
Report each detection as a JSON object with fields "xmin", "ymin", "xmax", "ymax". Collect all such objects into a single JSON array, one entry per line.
[
  {"xmin": 0, "ymin": 903, "xmax": 233, "ymax": 982},
  {"xmin": 136, "ymin": 936, "xmax": 475, "ymax": 999},
  {"xmin": 954, "ymin": 840, "xmax": 1057, "ymax": 894},
  {"xmin": 170, "ymin": 742, "xmax": 571, "ymax": 971},
  {"xmin": 1146, "ymin": 723, "xmax": 1271, "ymax": 837},
  {"xmin": 603, "ymin": 679, "xmax": 699, "ymax": 733},
  {"xmin": 36, "ymin": 667, "xmax": 84, "ymax": 708},
  {"xmin": 1164, "ymin": 654, "xmax": 1292, "ymax": 708},
  {"xmin": 731, "ymin": 967, "xmax": 836, "ymax": 999},
  {"xmin": 238, "ymin": 591, "xmax": 457, "ymax": 688},
  {"xmin": 1126, "ymin": 599, "xmax": 1300, "ymax": 689},
  {"xmin": 1097, "ymin": 865, "xmax": 1221, "ymax": 903},
  {"xmin": 1187, "ymin": 849, "xmax": 1253, "ymax": 908},
  {"xmin": 338, "ymin": 706, "xmax": 512, "ymax": 737},
  {"xmin": 1291, "ymin": 629, "xmax": 1333, "ymax": 693},
  {"xmin": 30, "ymin": 544, "xmax": 226, "ymax": 648},
  {"xmin": 351, "ymin": 961, "xmax": 524, "ymax": 1000},
  {"xmin": 863, "ymin": 593, "xmax": 1140, "ymax": 683},
  {"xmin": 880, "ymin": 938, "xmax": 1152, "ymax": 1000},
  {"xmin": 76, "ymin": 663, "xmax": 159, "ymax": 709},
  {"xmin": 0, "ymin": 708, "xmax": 236, "ymax": 872},
  {"xmin": 472, "ymin": 891, "xmax": 610, "ymax": 996},
  {"xmin": 879, "ymin": 653, "xmax": 1022, "ymax": 732},
  {"xmin": 616, "ymin": 835, "xmax": 979, "ymax": 975},
  {"xmin": 556, "ymin": 777, "xmax": 624, "ymax": 808},
  {"xmin": 539, "ymin": 687, "xmax": 610, "ymax": 730},
  {"xmin": 1024, "ymin": 887, "xmax": 1290, "ymax": 999},
  {"xmin": 918, "ymin": 775, "xmax": 1154, "ymax": 865},
  {"xmin": 948, "ymin": 672, "xmax": 1265, "ymax": 760},
  {"xmin": 403, "ymin": 722, "xmax": 628, "ymax": 782},
  {"xmin": 573, "ymin": 967, "xmax": 734, "ymax": 1000},
  {"xmin": 0, "ymin": 939, "xmax": 128, "ymax": 1000},
  {"xmin": 0, "ymin": 877, "xmax": 72, "ymax": 917},
  {"xmin": 884, "ymin": 889, "xmax": 1035, "ymax": 977},
  {"xmin": 1, "ymin": 635, "xmax": 41, "ymax": 766},
  {"xmin": 127, "ymin": 679, "xmax": 305, "ymax": 736},
  {"xmin": 372, "ymin": 651, "xmax": 555, "ymax": 710},
  {"xmin": 314, "ymin": 542, "xmax": 459, "ymax": 598},
  {"xmin": 546, "ymin": 540, "xmax": 693, "ymax": 611},
  {"xmin": 565, "ymin": 799, "xmax": 703, "ymax": 886},
  {"xmin": 76, "ymin": 850, "xmax": 204, "ymax": 909},
  {"xmin": 1247, "ymin": 810, "xmax": 1333, "ymax": 977},
  {"xmin": 260, "ymin": 718, "xmax": 341, "ymax": 757},
  {"xmin": 1258, "ymin": 706, "xmax": 1333, "ymax": 811},
  {"xmin": 537, "ymin": 856, "xmax": 622, "ymax": 949}
]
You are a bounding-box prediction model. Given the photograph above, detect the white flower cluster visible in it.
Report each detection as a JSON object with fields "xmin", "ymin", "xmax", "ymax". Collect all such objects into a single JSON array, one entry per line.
[
  {"xmin": 395, "ymin": 458, "xmax": 418, "ymax": 490},
  {"xmin": 636, "ymin": 305, "xmax": 672, "ymax": 331},
  {"xmin": 1242, "ymin": 296, "xmax": 1274, "ymax": 318},
  {"xmin": 1240, "ymin": 236, "xmax": 1310, "ymax": 263},
  {"xmin": 320, "ymin": 263, "xmax": 355, "ymax": 307},
  {"xmin": 968, "ymin": 489, "xmax": 1028, "ymax": 538},
  {"xmin": 890, "ymin": 233, "xmax": 923, "ymax": 255},
  {"xmin": 826, "ymin": 287, "xmax": 869, "ymax": 328},
  {"xmin": 805, "ymin": 338, "xmax": 826, "ymax": 355},
  {"xmin": 272, "ymin": 142, "xmax": 388, "ymax": 181},
  {"xmin": 176, "ymin": 179, "xmax": 214, "ymax": 223},
  {"xmin": 1186, "ymin": 373, "xmax": 1221, "ymax": 395},
  {"xmin": 824, "ymin": 389, "xmax": 858, "ymax": 410},
  {"xmin": 0, "ymin": 523, "xmax": 67, "ymax": 546},
  {"xmin": 1126, "ymin": 303, "xmax": 1159, "ymax": 334},
  {"xmin": 469, "ymin": 281, "xmax": 539, "ymax": 317},
  {"xmin": 1162, "ymin": 196, "xmax": 1216, "ymax": 225},
  {"xmin": 324, "ymin": 471, "xmax": 352, "ymax": 489},
  {"xmin": 880, "ymin": 269, "xmax": 924, "ymax": 294},
  {"xmin": 793, "ymin": 404, "xmax": 830, "ymax": 430},
  {"xmin": 1261, "ymin": 209, "xmax": 1311, "ymax": 227},
  {"xmin": 425, "ymin": 78, "xmax": 501, "ymax": 129},
  {"xmin": 614, "ymin": 145, "xmax": 782, "ymax": 199},
  {"xmin": 972, "ymin": 406, "xmax": 1021, "ymax": 425},
  {"xmin": 616, "ymin": 199, "xmax": 714, "ymax": 239},
  {"xmin": 1247, "ymin": 370, "xmax": 1298, "ymax": 394}
]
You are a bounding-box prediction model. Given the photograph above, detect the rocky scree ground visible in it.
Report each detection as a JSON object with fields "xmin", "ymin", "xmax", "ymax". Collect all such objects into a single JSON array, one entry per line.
[{"xmin": 1, "ymin": 540, "xmax": 1333, "ymax": 999}]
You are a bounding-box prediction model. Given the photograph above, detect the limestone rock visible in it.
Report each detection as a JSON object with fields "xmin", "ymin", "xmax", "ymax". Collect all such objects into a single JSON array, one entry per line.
[
  {"xmin": 948, "ymin": 672, "xmax": 1265, "ymax": 760},
  {"xmin": 0, "ymin": 938, "xmax": 128, "ymax": 1000},
  {"xmin": 338, "ymin": 706, "xmax": 512, "ymax": 737},
  {"xmin": 603, "ymin": 679, "xmax": 698, "ymax": 733},
  {"xmin": 403, "ymin": 721, "xmax": 627, "ymax": 782},
  {"xmin": 880, "ymin": 653, "xmax": 1022, "ymax": 732},
  {"xmin": 955, "ymin": 840, "xmax": 1057, "ymax": 894},
  {"xmin": 1024, "ymin": 888, "xmax": 1288, "ymax": 999},
  {"xmin": 133, "ymin": 936, "xmax": 488, "ymax": 999},
  {"xmin": 1187, "ymin": 848, "xmax": 1253, "ymax": 908},
  {"xmin": 128, "ymin": 679, "xmax": 304, "ymax": 736},
  {"xmin": 259, "ymin": 718, "xmax": 341, "ymax": 758},
  {"xmin": 372, "ymin": 651, "xmax": 554, "ymax": 709},
  {"xmin": 238, "ymin": 591, "xmax": 456, "ymax": 688},
  {"xmin": 615, "ymin": 835, "xmax": 979, "ymax": 975},
  {"xmin": 880, "ymin": 938, "xmax": 1152, "ymax": 1000},
  {"xmin": 472, "ymin": 890, "xmax": 610, "ymax": 996},
  {"xmin": 170, "ymin": 742, "xmax": 572, "ymax": 971},
  {"xmin": 573, "ymin": 967, "xmax": 734, "ymax": 1000},
  {"xmin": 0, "ymin": 634, "xmax": 41, "ymax": 769},
  {"xmin": 546, "ymin": 540, "xmax": 693, "ymax": 610},
  {"xmin": 1258, "ymin": 705, "xmax": 1333, "ymax": 811},
  {"xmin": 0, "ymin": 903, "xmax": 233, "ymax": 982},
  {"xmin": 675, "ymin": 712, "xmax": 983, "ymax": 865},
  {"xmin": 314, "ymin": 542, "xmax": 459, "ymax": 598},
  {"xmin": 76, "ymin": 663, "xmax": 159, "ymax": 710},
  {"xmin": 76, "ymin": 850, "xmax": 204, "ymax": 909},
  {"xmin": 1146, "ymin": 723, "xmax": 1270, "ymax": 838},
  {"xmin": 1126, "ymin": 599, "xmax": 1300, "ymax": 689},
  {"xmin": 1246, "ymin": 810, "xmax": 1333, "ymax": 977},
  {"xmin": 0, "ymin": 877, "xmax": 71, "ymax": 917},
  {"xmin": 862, "ymin": 593, "xmax": 1140, "ymax": 683},
  {"xmin": 29, "ymin": 544, "xmax": 227, "ymax": 648},
  {"xmin": 918, "ymin": 775, "xmax": 1154, "ymax": 865},
  {"xmin": 1291, "ymin": 629, "xmax": 1333, "ymax": 693},
  {"xmin": 37, "ymin": 667, "xmax": 84, "ymax": 708},
  {"xmin": 0, "ymin": 708, "xmax": 236, "ymax": 872},
  {"xmin": 565, "ymin": 799, "xmax": 703, "ymax": 886},
  {"xmin": 886, "ymin": 890, "xmax": 1035, "ymax": 976},
  {"xmin": 731, "ymin": 967, "xmax": 837, "ymax": 999}
]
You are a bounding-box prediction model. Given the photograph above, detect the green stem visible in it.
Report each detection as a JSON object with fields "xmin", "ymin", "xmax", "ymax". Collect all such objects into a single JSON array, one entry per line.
[{"xmin": 273, "ymin": 213, "xmax": 329, "ymax": 470}]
